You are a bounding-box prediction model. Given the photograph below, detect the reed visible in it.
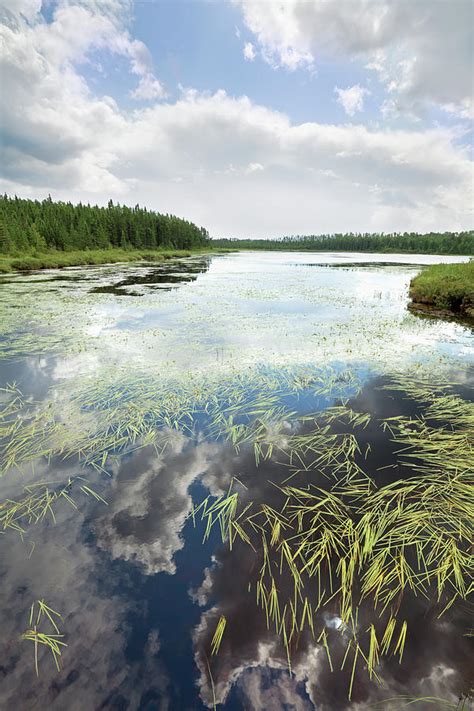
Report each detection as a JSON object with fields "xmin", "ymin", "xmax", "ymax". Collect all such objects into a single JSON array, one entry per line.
[
  {"xmin": 21, "ymin": 600, "xmax": 66, "ymax": 675},
  {"xmin": 191, "ymin": 371, "xmax": 473, "ymax": 696},
  {"xmin": 1, "ymin": 365, "xmax": 472, "ymax": 697}
]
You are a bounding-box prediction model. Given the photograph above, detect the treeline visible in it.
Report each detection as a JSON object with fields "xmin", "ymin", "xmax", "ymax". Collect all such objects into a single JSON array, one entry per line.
[
  {"xmin": 214, "ymin": 232, "xmax": 474, "ymax": 255},
  {"xmin": 0, "ymin": 195, "xmax": 210, "ymax": 254}
]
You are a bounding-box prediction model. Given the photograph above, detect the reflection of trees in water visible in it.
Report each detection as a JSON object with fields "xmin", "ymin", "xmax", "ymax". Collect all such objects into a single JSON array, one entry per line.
[{"xmin": 90, "ymin": 257, "xmax": 212, "ymax": 295}]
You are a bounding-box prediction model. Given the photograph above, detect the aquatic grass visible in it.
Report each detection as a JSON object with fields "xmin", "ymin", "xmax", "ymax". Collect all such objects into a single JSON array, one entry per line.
[
  {"xmin": 409, "ymin": 260, "xmax": 474, "ymax": 319},
  {"xmin": 372, "ymin": 695, "xmax": 472, "ymax": 709},
  {"xmin": 0, "ymin": 364, "xmax": 472, "ymax": 697},
  {"xmin": 190, "ymin": 372, "xmax": 473, "ymax": 696},
  {"xmin": 0, "ymin": 365, "xmax": 363, "ymax": 475},
  {"xmin": 0, "ymin": 252, "xmax": 216, "ymax": 360},
  {"xmin": 210, "ymin": 616, "xmax": 227, "ymax": 655},
  {"xmin": 0, "ymin": 477, "xmax": 107, "ymax": 535},
  {"xmin": 0, "ymin": 247, "xmax": 218, "ymax": 274},
  {"xmin": 21, "ymin": 600, "xmax": 67, "ymax": 675}
]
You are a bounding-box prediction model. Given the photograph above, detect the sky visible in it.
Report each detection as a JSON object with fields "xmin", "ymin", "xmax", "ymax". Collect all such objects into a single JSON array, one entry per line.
[{"xmin": 0, "ymin": 0, "xmax": 473, "ymax": 238}]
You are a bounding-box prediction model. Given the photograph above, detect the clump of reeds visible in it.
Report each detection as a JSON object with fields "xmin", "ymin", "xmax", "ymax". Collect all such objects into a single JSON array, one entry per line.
[
  {"xmin": 192, "ymin": 373, "xmax": 473, "ymax": 696},
  {"xmin": 409, "ymin": 260, "xmax": 474, "ymax": 319},
  {"xmin": 0, "ymin": 477, "xmax": 106, "ymax": 535},
  {"xmin": 21, "ymin": 600, "xmax": 67, "ymax": 675}
]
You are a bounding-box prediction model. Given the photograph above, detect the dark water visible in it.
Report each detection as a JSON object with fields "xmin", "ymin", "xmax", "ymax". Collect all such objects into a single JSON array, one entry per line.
[
  {"xmin": 0, "ymin": 252, "xmax": 472, "ymax": 710},
  {"xmin": 89, "ymin": 258, "xmax": 211, "ymax": 296}
]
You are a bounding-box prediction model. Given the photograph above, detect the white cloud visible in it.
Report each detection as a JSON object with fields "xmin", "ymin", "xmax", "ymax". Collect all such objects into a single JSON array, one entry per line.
[
  {"xmin": 441, "ymin": 100, "xmax": 474, "ymax": 121},
  {"xmin": 96, "ymin": 438, "xmax": 219, "ymax": 574},
  {"xmin": 335, "ymin": 84, "xmax": 370, "ymax": 117},
  {"xmin": 246, "ymin": 162, "xmax": 264, "ymax": 173},
  {"xmin": 234, "ymin": 0, "xmax": 474, "ymax": 118},
  {"xmin": 243, "ymin": 41, "xmax": 256, "ymax": 61},
  {"xmin": 0, "ymin": 0, "xmax": 42, "ymax": 23},
  {"xmin": 0, "ymin": 1, "xmax": 164, "ymax": 105},
  {"xmin": 0, "ymin": 2, "xmax": 472, "ymax": 237},
  {"xmin": 0, "ymin": 460, "xmax": 170, "ymax": 708},
  {"xmin": 130, "ymin": 73, "xmax": 167, "ymax": 100}
]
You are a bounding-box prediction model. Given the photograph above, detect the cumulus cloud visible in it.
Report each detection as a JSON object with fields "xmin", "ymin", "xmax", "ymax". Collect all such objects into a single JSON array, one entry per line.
[
  {"xmin": 246, "ymin": 161, "xmax": 264, "ymax": 173},
  {"xmin": 234, "ymin": 0, "xmax": 474, "ymax": 118},
  {"xmin": 0, "ymin": 0, "xmax": 164, "ymax": 136},
  {"xmin": 130, "ymin": 73, "xmax": 167, "ymax": 100},
  {"xmin": 0, "ymin": 0, "xmax": 162, "ymax": 193},
  {"xmin": 335, "ymin": 84, "xmax": 370, "ymax": 117},
  {"xmin": 0, "ymin": 459, "xmax": 171, "ymax": 709},
  {"xmin": 0, "ymin": 0, "xmax": 472, "ymax": 237},
  {"xmin": 0, "ymin": 0, "xmax": 42, "ymax": 23},
  {"xmin": 96, "ymin": 437, "xmax": 220, "ymax": 574},
  {"xmin": 111, "ymin": 89, "xmax": 473, "ymax": 234}
]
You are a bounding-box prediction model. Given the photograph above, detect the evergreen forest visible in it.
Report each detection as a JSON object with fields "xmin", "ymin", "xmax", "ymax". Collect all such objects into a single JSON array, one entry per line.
[
  {"xmin": 0, "ymin": 195, "xmax": 210, "ymax": 254},
  {"xmin": 214, "ymin": 232, "xmax": 474, "ymax": 255}
]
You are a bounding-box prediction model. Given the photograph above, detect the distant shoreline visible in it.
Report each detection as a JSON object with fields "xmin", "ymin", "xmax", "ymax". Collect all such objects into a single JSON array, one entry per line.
[{"xmin": 212, "ymin": 232, "xmax": 474, "ymax": 256}]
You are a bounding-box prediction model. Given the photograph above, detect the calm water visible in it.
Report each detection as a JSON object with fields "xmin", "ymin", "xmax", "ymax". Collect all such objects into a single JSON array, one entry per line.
[{"xmin": 0, "ymin": 252, "xmax": 472, "ymax": 710}]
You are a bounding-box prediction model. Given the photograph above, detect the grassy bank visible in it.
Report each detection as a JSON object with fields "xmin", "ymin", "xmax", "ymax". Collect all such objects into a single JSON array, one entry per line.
[
  {"xmin": 0, "ymin": 247, "xmax": 229, "ymax": 274},
  {"xmin": 409, "ymin": 260, "xmax": 474, "ymax": 320}
]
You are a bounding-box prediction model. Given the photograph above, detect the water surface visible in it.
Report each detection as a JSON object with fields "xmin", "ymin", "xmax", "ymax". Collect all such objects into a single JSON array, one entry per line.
[{"xmin": 0, "ymin": 252, "xmax": 472, "ymax": 710}]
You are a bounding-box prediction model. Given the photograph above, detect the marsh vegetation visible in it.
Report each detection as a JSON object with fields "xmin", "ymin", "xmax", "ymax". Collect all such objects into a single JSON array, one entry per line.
[
  {"xmin": 409, "ymin": 261, "xmax": 474, "ymax": 321},
  {"xmin": 0, "ymin": 250, "xmax": 472, "ymax": 709}
]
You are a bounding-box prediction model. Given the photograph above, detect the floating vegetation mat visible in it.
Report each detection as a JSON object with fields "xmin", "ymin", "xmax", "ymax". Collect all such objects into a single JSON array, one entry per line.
[
  {"xmin": 1, "ymin": 255, "xmax": 473, "ymax": 375},
  {"xmin": 0, "ymin": 362, "xmax": 472, "ymax": 703},
  {"xmin": 0, "ymin": 364, "xmax": 363, "ymax": 476}
]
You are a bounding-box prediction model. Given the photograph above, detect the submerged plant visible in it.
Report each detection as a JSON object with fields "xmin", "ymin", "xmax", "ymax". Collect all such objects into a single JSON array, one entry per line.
[
  {"xmin": 373, "ymin": 693, "xmax": 473, "ymax": 709},
  {"xmin": 0, "ymin": 365, "xmax": 362, "ymax": 475}
]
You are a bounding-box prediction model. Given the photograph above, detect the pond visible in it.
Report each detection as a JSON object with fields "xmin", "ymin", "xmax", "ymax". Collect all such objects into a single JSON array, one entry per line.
[{"xmin": 0, "ymin": 251, "xmax": 472, "ymax": 710}]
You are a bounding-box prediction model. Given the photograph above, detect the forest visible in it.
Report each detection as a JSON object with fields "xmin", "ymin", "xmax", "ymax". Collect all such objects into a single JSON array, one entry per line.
[
  {"xmin": 214, "ymin": 232, "xmax": 474, "ymax": 255},
  {"xmin": 0, "ymin": 195, "xmax": 210, "ymax": 254},
  {"xmin": 2, "ymin": 195, "xmax": 473, "ymax": 259}
]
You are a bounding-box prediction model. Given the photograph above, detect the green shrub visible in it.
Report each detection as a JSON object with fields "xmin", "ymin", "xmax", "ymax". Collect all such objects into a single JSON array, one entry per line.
[{"xmin": 10, "ymin": 257, "xmax": 43, "ymax": 271}]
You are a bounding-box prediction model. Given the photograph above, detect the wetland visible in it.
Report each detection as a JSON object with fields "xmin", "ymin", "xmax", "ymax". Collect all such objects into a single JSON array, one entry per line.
[{"xmin": 0, "ymin": 250, "xmax": 473, "ymax": 711}]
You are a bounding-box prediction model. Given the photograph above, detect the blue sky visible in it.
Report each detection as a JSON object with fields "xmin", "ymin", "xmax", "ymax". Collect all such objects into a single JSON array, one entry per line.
[
  {"xmin": 77, "ymin": 0, "xmax": 443, "ymax": 129},
  {"xmin": 130, "ymin": 1, "xmax": 375, "ymax": 125},
  {"xmin": 0, "ymin": 0, "xmax": 472, "ymax": 237}
]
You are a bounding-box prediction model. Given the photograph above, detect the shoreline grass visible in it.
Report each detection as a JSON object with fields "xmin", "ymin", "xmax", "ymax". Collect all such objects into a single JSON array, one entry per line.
[
  {"xmin": 409, "ymin": 261, "xmax": 474, "ymax": 320},
  {"xmin": 0, "ymin": 247, "xmax": 232, "ymax": 274},
  {"xmin": 222, "ymin": 245, "xmax": 473, "ymax": 256}
]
